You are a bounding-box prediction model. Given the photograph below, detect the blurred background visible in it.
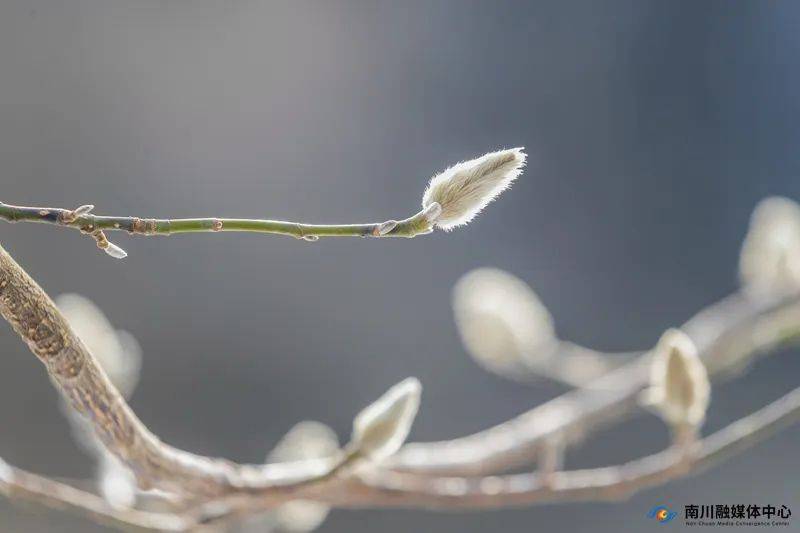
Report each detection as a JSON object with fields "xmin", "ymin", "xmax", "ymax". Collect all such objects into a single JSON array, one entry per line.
[{"xmin": 1, "ymin": 1, "xmax": 799, "ymax": 531}]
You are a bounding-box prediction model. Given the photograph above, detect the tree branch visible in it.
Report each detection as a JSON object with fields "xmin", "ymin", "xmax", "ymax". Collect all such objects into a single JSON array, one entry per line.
[
  {"xmin": 0, "ymin": 242, "xmax": 344, "ymax": 497},
  {"xmin": 388, "ymin": 290, "xmax": 800, "ymax": 475},
  {"xmin": 0, "ymin": 201, "xmax": 436, "ymax": 242},
  {"xmin": 0, "ymin": 458, "xmax": 191, "ymax": 531}
]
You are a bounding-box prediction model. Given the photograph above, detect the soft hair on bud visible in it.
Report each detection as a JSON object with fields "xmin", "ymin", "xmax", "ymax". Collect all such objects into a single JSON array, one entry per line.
[
  {"xmin": 739, "ymin": 196, "xmax": 800, "ymax": 294},
  {"xmin": 453, "ymin": 268, "xmax": 555, "ymax": 374},
  {"xmin": 647, "ymin": 329, "xmax": 710, "ymax": 428},
  {"xmin": 351, "ymin": 377, "xmax": 421, "ymax": 461},
  {"xmin": 422, "ymin": 147, "xmax": 526, "ymax": 230}
]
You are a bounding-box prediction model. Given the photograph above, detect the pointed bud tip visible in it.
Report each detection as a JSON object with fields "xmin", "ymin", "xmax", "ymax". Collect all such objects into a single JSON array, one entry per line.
[
  {"xmin": 649, "ymin": 328, "xmax": 710, "ymax": 428},
  {"xmin": 103, "ymin": 243, "xmax": 128, "ymax": 259},
  {"xmin": 351, "ymin": 377, "xmax": 422, "ymax": 461},
  {"xmin": 422, "ymin": 148, "xmax": 527, "ymax": 230},
  {"xmin": 73, "ymin": 204, "xmax": 95, "ymax": 216}
]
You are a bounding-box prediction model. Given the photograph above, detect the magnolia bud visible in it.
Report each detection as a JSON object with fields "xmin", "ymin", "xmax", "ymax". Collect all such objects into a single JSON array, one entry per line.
[
  {"xmin": 740, "ymin": 197, "xmax": 800, "ymax": 294},
  {"xmin": 351, "ymin": 378, "xmax": 421, "ymax": 461},
  {"xmin": 453, "ymin": 268, "xmax": 555, "ymax": 374},
  {"xmin": 646, "ymin": 329, "xmax": 710, "ymax": 428},
  {"xmin": 422, "ymin": 148, "xmax": 526, "ymax": 230}
]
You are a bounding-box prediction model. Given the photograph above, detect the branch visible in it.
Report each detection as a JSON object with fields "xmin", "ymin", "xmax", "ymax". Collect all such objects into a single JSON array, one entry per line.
[
  {"xmin": 0, "ymin": 201, "xmax": 436, "ymax": 241},
  {"xmin": 0, "ymin": 458, "xmax": 191, "ymax": 531},
  {"xmin": 388, "ymin": 290, "xmax": 800, "ymax": 475},
  {"xmin": 0, "ymin": 242, "xmax": 345, "ymax": 497},
  {"xmin": 0, "ymin": 148, "xmax": 527, "ymax": 259},
  {"xmin": 317, "ymin": 385, "xmax": 800, "ymax": 509}
]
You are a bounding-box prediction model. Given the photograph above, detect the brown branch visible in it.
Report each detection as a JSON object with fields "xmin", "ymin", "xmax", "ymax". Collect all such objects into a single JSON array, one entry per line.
[{"xmin": 0, "ymin": 242, "xmax": 341, "ymax": 498}]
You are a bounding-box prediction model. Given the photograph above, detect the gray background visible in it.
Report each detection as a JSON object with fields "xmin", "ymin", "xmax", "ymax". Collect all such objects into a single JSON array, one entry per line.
[{"xmin": 1, "ymin": 1, "xmax": 798, "ymax": 532}]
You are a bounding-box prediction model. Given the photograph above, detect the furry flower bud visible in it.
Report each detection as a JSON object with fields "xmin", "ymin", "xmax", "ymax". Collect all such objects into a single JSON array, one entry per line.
[
  {"xmin": 422, "ymin": 148, "xmax": 526, "ymax": 230},
  {"xmin": 453, "ymin": 268, "xmax": 555, "ymax": 374},
  {"xmin": 647, "ymin": 329, "xmax": 710, "ymax": 428},
  {"xmin": 739, "ymin": 197, "xmax": 800, "ymax": 294},
  {"xmin": 351, "ymin": 378, "xmax": 421, "ymax": 461}
]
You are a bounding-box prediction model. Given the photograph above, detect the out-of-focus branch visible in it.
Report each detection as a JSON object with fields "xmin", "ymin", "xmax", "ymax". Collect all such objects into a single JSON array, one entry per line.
[
  {"xmin": 389, "ymin": 290, "xmax": 800, "ymax": 475},
  {"xmin": 0, "ymin": 458, "xmax": 192, "ymax": 531},
  {"xmin": 319, "ymin": 385, "xmax": 800, "ymax": 509}
]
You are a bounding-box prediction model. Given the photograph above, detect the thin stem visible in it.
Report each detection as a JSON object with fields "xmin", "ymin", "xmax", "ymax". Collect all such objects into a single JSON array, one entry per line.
[{"xmin": 0, "ymin": 201, "xmax": 435, "ymax": 240}]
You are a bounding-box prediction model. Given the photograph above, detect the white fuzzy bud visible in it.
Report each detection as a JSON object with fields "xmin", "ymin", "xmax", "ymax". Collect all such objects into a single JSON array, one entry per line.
[
  {"xmin": 453, "ymin": 268, "xmax": 555, "ymax": 374},
  {"xmin": 739, "ymin": 197, "xmax": 800, "ymax": 294},
  {"xmin": 646, "ymin": 329, "xmax": 710, "ymax": 428},
  {"xmin": 351, "ymin": 378, "xmax": 421, "ymax": 461},
  {"xmin": 104, "ymin": 241, "xmax": 128, "ymax": 259},
  {"xmin": 421, "ymin": 148, "xmax": 526, "ymax": 230}
]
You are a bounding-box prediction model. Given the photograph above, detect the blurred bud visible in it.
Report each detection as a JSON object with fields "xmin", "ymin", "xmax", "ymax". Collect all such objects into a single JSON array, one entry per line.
[
  {"xmin": 351, "ymin": 378, "xmax": 421, "ymax": 461},
  {"xmin": 0, "ymin": 458, "xmax": 12, "ymax": 482},
  {"xmin": 646, "ymin": 329, "xmax": 710, "ymax": 428},
  {"xmin": 103, "ymin": 241, "xmax": 128, "ymax": 259},
  {"xmin": 421, "ymin": 148, "xmax": 526, "ymax": 230},
  {"xmin": 97, "ymin": 452, "xmax": 137, "ymax": 509},
  {"xmin": 453, "ymin": 268, "xmax": 555, "ymax": 374},
  {"xmin": 72, "ymin": 204, "xmax": 95, "ymax": 217},
  {"xmin": 57, "ymin": 294, "xmax": 142, "ymax": 398},
  {"xmin": 739, "ymin": 197, "xmax": 800, "ymax": 295},
  {"xmin": 240, "ymin": 422, "xmax": 340, "ymax": 533}
]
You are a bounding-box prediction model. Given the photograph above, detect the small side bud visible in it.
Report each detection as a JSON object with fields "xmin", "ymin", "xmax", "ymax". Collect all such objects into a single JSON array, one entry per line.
[
  {"xmin": 421, "ymin": 147, "xmax": 526, "ymax": 230},
  {"xmin": 452, "ymin": 268, "xmax": 555, "ymax": 375},
  {"xmin": 104, "ymin": 241, "xmax": 128, "ymax": 259},
  {"xmin": 350, "ymin": 378, "xmax": 421, "ymax": 461},
  {"xmin": 73, "ymin": 204, "xmax": 95, "ymax": 217},
  {"xmin": 301, "ymin": 235, "xmax": 319, "ymax": 242},
  {"xmin": 377, "ymin": 220, "xmax": 398, "ymax": 236},
  {"xmin": 646, "ymin": 329, "xmax": 710, "ymax": 430},
  {"xmin": 422, "ymin": 202, "xmax": 443, "ymax": 225},
  {"xmin": 739, "ymin": 197, "xmax": 800, "ymax": 294}
]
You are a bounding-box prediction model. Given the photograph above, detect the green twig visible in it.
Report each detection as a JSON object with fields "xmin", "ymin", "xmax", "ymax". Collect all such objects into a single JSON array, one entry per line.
[{"xmin": 0, "ymin": 201, "xmax": 437, "ymax": 241}]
